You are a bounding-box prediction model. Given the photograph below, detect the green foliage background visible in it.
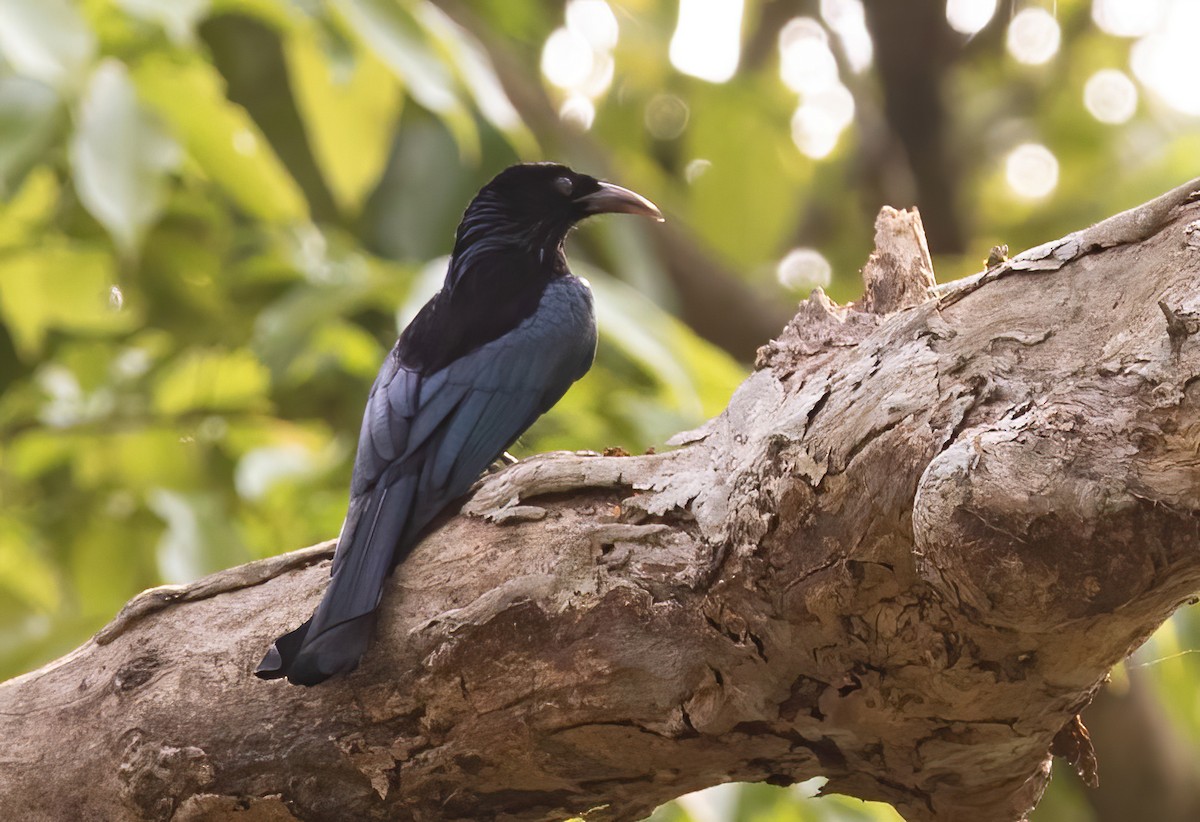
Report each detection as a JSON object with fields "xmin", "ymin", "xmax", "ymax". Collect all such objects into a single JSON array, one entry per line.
[{"xmin": 0, "ymin": 1, "xmax": 1196, "ymax": 820}]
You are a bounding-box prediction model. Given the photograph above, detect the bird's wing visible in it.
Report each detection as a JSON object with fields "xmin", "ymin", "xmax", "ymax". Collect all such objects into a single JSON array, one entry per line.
[{"xmin": 260, "ymin": 280, "xmax": 595, "ymax": 684}]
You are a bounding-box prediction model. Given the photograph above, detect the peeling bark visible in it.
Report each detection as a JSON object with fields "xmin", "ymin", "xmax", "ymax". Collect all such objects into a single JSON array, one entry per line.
[{"xmin": 3, "ymin": 180, "xmax": 1200, "ymax": 822}]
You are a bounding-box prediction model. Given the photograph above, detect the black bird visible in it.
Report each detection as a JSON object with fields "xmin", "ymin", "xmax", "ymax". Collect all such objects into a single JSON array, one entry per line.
[{"xmin": 256, "ymin": 163, "xmax": 662, "ymax": 685}]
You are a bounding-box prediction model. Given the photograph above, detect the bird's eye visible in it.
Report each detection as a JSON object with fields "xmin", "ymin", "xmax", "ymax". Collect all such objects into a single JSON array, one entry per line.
[{"xmin": 554, "ymin": 176, "xmax": 574, "ymax": 197}]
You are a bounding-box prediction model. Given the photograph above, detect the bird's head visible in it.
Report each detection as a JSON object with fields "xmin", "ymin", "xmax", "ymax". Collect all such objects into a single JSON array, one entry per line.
[{"xmin": 451, "ymin": 163, "xmax": 662, "ymax": 270}]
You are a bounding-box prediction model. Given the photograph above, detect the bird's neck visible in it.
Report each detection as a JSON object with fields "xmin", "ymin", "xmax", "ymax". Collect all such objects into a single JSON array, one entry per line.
[
  {"xmin": 448, "ymin": 220, "xmax": 568, "ymax": 291},
  {"xmin": 447, "ymin": 199, "xmax": 572, "ymax": 289}
]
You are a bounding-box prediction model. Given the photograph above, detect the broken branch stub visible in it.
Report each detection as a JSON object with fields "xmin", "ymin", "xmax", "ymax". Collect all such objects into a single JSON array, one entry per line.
[
  {"xmin": 2, "ymin": 180, "xmax": 1199, "ymax": 822},
  {"xmin": 860, "ymin": 206, "xmax": 937, "ymax": 314}
]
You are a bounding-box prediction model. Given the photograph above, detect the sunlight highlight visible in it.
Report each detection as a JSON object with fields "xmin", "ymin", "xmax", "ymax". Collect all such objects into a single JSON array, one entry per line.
[
  {"xmin": 541, "ymin": 27, "xmax": 594, "ymax": 90},
  {"xmin": 1005, "ymin": 143, "xmax": 1058, "ymax": 200},
  {"xmin": 232, "ymin": 128, "xmax": 257, "ymax": 156},
  {"xmin": 777, "ymin": 247, "xmax": 832, "ymax": 292},
  {"xmin": 779, "ymin": 18, "xmax": 838, "ymax": 94},
  {"xmin": 670, "ymin": 0, "xmax": 744, "ymax": 83},
  {"xmin": 566, "ymin": 0, "xmax": 618, "ymax": 51},
  {"xmin": 1093, "ymin": 0, "xmax": 1165, "ymax": 37},
  {"xmin": 576, "ymin": 50, "xmax": 614, "ymax": 99},
  {"xmin": 946, "ymin": 0, "xmax": 998, "ymax": 36},
  {"xmin": 559, "ymin": 94, "xmax": 595, "ymax": 130},
  {"xmin": 1006, "ymin": 7, "xmax": 1060, "ymax": 65},
  {"xmin": 674, "ymin": 783, "xmax": 741, "ymax": 822},
  {"xmin": 1084, "ymin": 69, "xmax": 1138, "ymax": 124},
  {"xmin": 791, "ymin": 84, "xmax": 855, "ymax": 159},
  {"xmin": 1131, "ymin": 1, "xmax": 1200, "ymax": 116},
  {"xmin": 819, "ymin": 0, "xmax": 873, "ymax": 72},
  {"xmin": 791, "ymin": 105, "xmax": 838, "ymax": 159},
  {"xmin": 644, "ymin": 93, "xmax": 690, "ymax": 140},
  {"xmin": 778, "ymin": 17, "xmax": 855, "ymax": 159},
  {"xmin": 684, "ymin": 158, "xmax": 711, "ymax": 183},
  {"xmin": 541, "ymin": 1, "xmax": 619, "ymax": 131}
]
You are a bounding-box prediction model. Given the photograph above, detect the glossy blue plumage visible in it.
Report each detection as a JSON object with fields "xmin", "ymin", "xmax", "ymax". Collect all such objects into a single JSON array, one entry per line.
[{"xmin": 254, "ymin": 163, "xmax": 657, "ymax": 686}]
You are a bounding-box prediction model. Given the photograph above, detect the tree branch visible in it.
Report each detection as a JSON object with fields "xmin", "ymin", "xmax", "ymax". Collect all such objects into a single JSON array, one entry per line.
[{"xmin": 3, "ymin": 180, "xmax": 1200, "ymax": 822}]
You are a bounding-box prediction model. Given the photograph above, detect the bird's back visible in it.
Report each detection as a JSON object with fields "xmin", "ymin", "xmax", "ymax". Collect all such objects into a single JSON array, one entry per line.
[{"xmin": 257, "ymin": 274, "xmax": 596, "ymax": 685}]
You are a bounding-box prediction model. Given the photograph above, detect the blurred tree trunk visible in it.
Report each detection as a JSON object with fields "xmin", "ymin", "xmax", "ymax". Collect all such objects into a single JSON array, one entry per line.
[
  {"xmin": 1072, "ymin": 673, "xmax": 1200, "ymax": 822},
  {"xmin": 2, "ymin": 181, "xmax": 1199, "ymax": 822},
  {"xmin": 860, "ymin": 0, "xmax": 964, "ymax": 254}
]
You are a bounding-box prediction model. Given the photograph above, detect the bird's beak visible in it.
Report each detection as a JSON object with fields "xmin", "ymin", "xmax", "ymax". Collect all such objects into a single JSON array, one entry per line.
[{"xmin": 576, "ymin": 181, "xmax": 664, "ymax": 222}]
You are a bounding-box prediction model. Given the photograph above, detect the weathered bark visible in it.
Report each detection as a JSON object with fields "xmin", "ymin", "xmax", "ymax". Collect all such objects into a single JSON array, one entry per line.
[{"xmin": 3, "ymin": 180, "xmax": 1200, "ymax": 822}]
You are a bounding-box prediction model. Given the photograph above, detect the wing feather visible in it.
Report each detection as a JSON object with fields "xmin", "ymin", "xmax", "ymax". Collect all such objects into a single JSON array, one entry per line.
[{"xmin": 259, "ymin": 276, "xmax": 597, "ymax": 684}]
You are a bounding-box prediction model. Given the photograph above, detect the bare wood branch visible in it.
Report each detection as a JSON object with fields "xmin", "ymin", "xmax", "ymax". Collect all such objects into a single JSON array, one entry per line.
[{"xmin": 3, "ymin": 182, "xmax": 1200, "ymax": 822}]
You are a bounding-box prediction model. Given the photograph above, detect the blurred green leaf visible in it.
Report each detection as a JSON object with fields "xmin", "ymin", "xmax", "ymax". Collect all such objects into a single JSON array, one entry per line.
[
  {"xmin": 209, "ymin": 0, "xmax": 299, "ymax": 30},
  {"xmin": 70, "ymin": 59, "xmax": 180, "ymax": 256},
  {"xmin": 0, "ymin": 518, "xmax": 60, "ymax": 613},
  {"xmin": 252, "ymin": 268, "xmax": 393, "ymax": 382},
  {"xmin": 73, "ymin": 429, "xmax": 205, "ymax": 490},
  {"xmin": 284, "ymin": 21, "xmax": 402, "ymax": 216},
  {"xmin": 415, "ymin": 4, "xmax": 534, "ymax": 152},
  {"xmin": 70, "ymin": 510, "xmax": 149, "ymax": 621},
  {"xmin": 659, "ymin": 783, "xmax": 906, "ymax": 822},
  {"xmin": 586, "ymin": 265, "xmax": 745, "ymax": 421},
  {"xmin": 0, "ymin": 75, "xmax": 62, "ymax": 198},
  {"xmin": 683, "ymin": 84, "xmax": 809, "ymax": 267},
  {"xmin": 0, "ymin": 0, "xmax": 95, "ymax": 90},
  {"xmin": 284, "ymin": 319, "xmax": 385, "ymax": 384},
  {"xmin": 115, "ymin": 0, "xmax": 210, "ymax": 44},
  {"xmin": 0, "ymin": 166, "xmax": 58, "ymax": 247},
  {"xmin": 4, "ymin": 429, "xmax": 74, "ymax": 480},
  {"xmin": 131, "ymin": 52, "xmax": 308, "ymax": 223},
  {"xmin": 332, "ymin": 0, "xmax": 478, "ymax": 157},
  {"xmin": 152, "ymin": 347, "xmax": 271, "ymax": 415},
  {"xmin": 147, "ymin": 488, "xmax": 247, "ymax": 582},
  {"xmin": 0, "ymin": 243, "xmax": 135, "ymax": 358}
]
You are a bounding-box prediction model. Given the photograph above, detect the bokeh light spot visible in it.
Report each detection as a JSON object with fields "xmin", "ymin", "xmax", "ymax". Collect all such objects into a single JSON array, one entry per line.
[
  {"xmin": 779, "ymin": 18, "xmax": 838, "ymax": 94},
  {"xmin": 791, "ymin": 105, "xmax": 840, "ymax": 159},
  {"xmin": 559, "ymin": 94, "xmax": 595, "ymax": 130},
  {"xmin": 1005, "ymin": 143, "xmax": 1059, "ymax": 200},
  {"xmin": 1006, "ymin": 8, "xmax": 1060, "ymax": 65},
  {"xmin": 577, "ymin": 50, "xmax": 614, "ymax": 99},
  {"xmin": 810, "ymin": 83, "xmax": 855, "ymax": 130},
  {"xmin": 644, "ymin": 94, "xmax": 690, "ymax": 140},
  {"xmin": 777, "ymin": 247, "xmax": 832, "ymax": 292},
  {"xmin": 1093, "ymin": 0, "xmax": 1165, "ymax": 37},
  {"xmin": 670, "ymin": 0, "xmax": 744, "ymax": 83},
  {"xmin": 685, "ymin": 158, "xmax": 711, "ymax": 183},
  {"xmin": 946, "ymin": 0, "xmax": 998, "ymax": 36},
  {"xmin": 1130, "ymin": 2, "xmax": 1200, "ymax": 116},
  {"xmin": 819, "ymin": 0, "xmax": 873, "ymax": 72},
  {"xmin": 232, "ymin": 129, "xmax": 257, "ymax": 156},
  {"xmin": 1084, "ymin": 69, "xmax": 1138, "ymax": 124},
  {"xmin": 565, "ymin": 0, "xmax": 619, "ymax": 51},
  {"xmin": 541, "ymin": 27, "xmax": 594, "ymax": 90}
]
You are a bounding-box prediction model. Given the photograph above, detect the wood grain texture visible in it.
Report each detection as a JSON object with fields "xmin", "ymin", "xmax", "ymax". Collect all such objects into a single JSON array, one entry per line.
[{"xmin": 3, "ymin": 179, "xmax": 1200, "ymax": 822}]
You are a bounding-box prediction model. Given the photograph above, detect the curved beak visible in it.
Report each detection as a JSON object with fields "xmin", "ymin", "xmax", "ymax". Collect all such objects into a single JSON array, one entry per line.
[{"xmin": 576, "ymin": 181, "xmax": 664, "ymax": 222}]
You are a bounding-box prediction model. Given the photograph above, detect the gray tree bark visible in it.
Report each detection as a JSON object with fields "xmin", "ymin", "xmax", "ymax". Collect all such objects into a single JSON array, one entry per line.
[{"xmin": 3, "ymin": 180, "xmax": 1199, "ymax": 822}]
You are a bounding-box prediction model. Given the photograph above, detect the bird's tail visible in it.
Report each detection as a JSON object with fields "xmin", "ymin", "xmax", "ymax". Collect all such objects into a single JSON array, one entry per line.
[
  {"xmin": 254, "ymin": 611, "xmax": 377, "ymax": 686},
  {"xmin": 255, "ymin": 474, "xmax": 418, "ymax": 686}
]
